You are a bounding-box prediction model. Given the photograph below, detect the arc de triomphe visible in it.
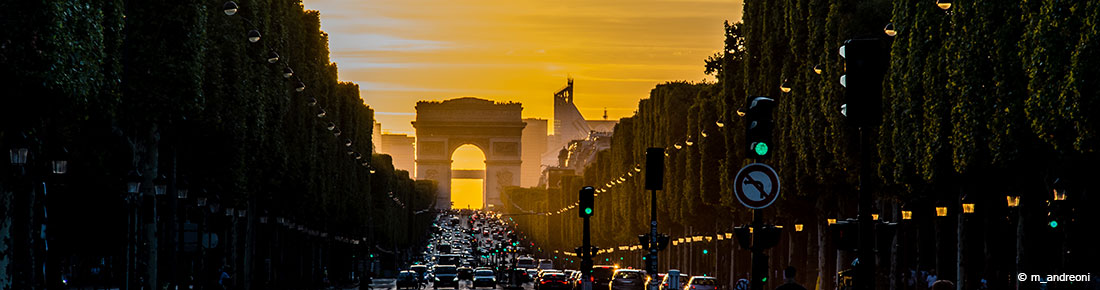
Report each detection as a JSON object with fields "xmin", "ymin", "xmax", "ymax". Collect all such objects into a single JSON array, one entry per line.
[{"xmin": 413, "ymin": 98, "xmax": 525, "ymax": 209}]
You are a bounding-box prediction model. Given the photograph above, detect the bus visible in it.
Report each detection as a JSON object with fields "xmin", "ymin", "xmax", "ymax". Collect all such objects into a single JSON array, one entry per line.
[
  {"xmin": 438, "ymin": 254, "xmax": 462, "ymax": 266},
  {"xmin": 515, "ymin": 257, "xmax": 536, "ymax": 269}
]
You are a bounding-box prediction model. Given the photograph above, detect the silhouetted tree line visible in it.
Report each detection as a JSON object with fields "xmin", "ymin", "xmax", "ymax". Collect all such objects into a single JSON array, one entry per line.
[
  {"xmin": 510, "ymin": 1, "xmax": 1099, "ymax": 289},
  {"xmin": 0, "ymin": 1, "xmax": 434, "ymax": 289}
]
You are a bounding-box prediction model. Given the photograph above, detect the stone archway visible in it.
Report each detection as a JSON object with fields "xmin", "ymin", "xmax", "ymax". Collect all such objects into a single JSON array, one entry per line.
[{"xmin": 413, "ymin": 97, "xmax": 524, "ymax": 209}]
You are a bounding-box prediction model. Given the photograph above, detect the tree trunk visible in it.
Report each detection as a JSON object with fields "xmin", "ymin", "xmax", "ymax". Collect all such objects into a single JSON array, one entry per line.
[
  {"xmin": 956, "ymin": 191, "xmax": 963, "ymax": 290},
  {"xmin": 817, "ymin": 219, "xmax": 827, "ymax": 290},
  {"xmin": 0, "ymin": 187, "xmax": 13, "ymax": 289}
]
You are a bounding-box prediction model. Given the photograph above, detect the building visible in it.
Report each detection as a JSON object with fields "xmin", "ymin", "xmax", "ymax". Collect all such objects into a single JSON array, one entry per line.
[
  {"xmin": 379, "ymin": 133, "xmax": 416, "ymax": 174},
  {"xmin": 521, "ymin": 118, "xmax": 548, "ymax": 187}
]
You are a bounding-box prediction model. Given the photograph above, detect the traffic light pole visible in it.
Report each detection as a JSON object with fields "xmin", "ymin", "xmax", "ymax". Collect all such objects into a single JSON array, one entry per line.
[
  {"xmin": 750, "ymin": 209, "xmax": 764, "ymax": 290},
  {"xmin": 856, "ymin": 127, "xmax": 874, "ymax": 290},
  {"xmin": 581, "ymin": 214, "xmax": 593, "ymax": 290},
  {"xmin": 648, "ymin": 188, "xmax": 659, "ymax": 289}
]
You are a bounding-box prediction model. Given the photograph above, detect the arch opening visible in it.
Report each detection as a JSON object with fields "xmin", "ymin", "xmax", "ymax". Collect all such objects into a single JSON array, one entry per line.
[{"xmin": 450, "ymin": 144, "xmax": 486, "ymax": 209}]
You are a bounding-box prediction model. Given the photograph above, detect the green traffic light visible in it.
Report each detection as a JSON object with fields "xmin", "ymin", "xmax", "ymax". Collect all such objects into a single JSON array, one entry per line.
[
  {"xmin": 702, "ymin": 249, "xmax": 708, "ymax": 254},
  {"xmin": 753, "ymin": 142, "xmax": 769, "ymax": 156},
  {"xmin": 585, "ymin": 208, "xmax": 593, "ymax": 215},
  {"xmin": 1050, "ymin": 221, "xmax": 1059, "ymax": 228},
  {"xmin": 762, "ymin": 277, "xmax": 767, "ymax": 282}
]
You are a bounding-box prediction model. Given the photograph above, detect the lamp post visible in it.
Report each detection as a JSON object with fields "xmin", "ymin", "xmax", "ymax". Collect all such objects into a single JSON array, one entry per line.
[{"xmin": 124, "ymin": 170, "xmax": 143, "ymax": 290}]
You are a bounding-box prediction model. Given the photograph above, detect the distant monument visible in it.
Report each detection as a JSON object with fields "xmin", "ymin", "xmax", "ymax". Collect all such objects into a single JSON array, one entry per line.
[{"xmin": 413, "ymin": 97, "xmax": 525, "ymax": 209}]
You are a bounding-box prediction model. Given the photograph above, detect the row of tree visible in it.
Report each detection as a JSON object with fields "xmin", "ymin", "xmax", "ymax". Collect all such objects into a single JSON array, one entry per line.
[
  {"xmin": 0, "ymin": 0, "xmax": 434, "ymax": 289},
  {"xmin": 509, "ymin": 1, "xmax": 1098, "ymax": 290}
]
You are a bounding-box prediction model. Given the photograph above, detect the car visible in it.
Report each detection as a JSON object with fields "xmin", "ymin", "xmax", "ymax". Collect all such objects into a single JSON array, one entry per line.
[
  {"xmin": 458, "ymin": 266, "xmax": 475, "ymax": 281},
  {"xmin": 516, "ymin": 257, "xmax": 537, "ymax": 269},
  {"xmin": 538, "ymin": 259, "xmax": 554, "ymax": 270},
  {"xmin": 537, "ymin": 272, "xmax": 571, "ymax": 290},
  {"xmin": 432, "ymin": 265, "xmax": 460, "ymax": 289},
  {"xmin": 473, "ymin": 269, "xmax": 497, "ymax": 288},
  {"xmin": 659, "ymin": 271, "xmax": 689, "ymax": 290},
  {"xmin": 592, "ymin": 266, "xmax": 618, "ymax": 289},
  {"xmin": 610, "ymin": 269, "xmax": 647, "ymax": 290},
  {"xmin": 398, "ymin": 270, "xmax": 422, "ymax": 290},
  {"xmin": 685, "ymin": 276, "xmax": 718, "ymax": 290},
  {"xmin": 536, "ymin": 269, "xmax": 563, "ymax": 284}
]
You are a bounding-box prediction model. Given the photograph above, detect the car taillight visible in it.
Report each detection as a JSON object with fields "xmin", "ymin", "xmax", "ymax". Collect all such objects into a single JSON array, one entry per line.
[{"xmin": 691, "ymin": 286, "xmax": 695, "ymax": 289}]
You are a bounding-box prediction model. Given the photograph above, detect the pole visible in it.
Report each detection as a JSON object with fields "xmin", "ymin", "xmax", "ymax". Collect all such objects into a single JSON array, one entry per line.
[
  {"xmin": 856, "ymin": 127, "xmax": 874, "ymax": 290},
  {"xmin": 648, "ymin": 189, "xmax": 658, "ymax": 287},
  {"xmin": 581, "ymin": 214, "xmax": 592, "ymax": 290},
  {"xmin": 750, "ymin": 209, "xmax": 764, "ymax": 290}
]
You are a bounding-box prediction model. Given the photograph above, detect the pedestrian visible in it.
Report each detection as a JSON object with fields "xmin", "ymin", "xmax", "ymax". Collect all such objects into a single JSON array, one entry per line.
[
  {"xmin": 218, "ymin": 266, "xmax": 232, "ymax": 290},
  {"xmin": 775, "ymin": 266, "xmax": 807, "ymax": 290},
  {"xmin": 925, "ymin": 270, "xmax": 937, "ymax": 289}
]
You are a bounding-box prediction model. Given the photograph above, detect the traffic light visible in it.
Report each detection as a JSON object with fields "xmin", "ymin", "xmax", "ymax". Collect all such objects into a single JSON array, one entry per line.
[
  {"xmin": 639, "ymin": 234, "xmax": 651, "ymax": 250},
  {"xmin": 656, "ymin": 234, "xmax": 670, "ymax": 251},
  {"xmin": 838, "ymin": 38, "xmax": 885, "ymax": 127},
  {"xmin": 579, "ymin": 186, "xmax": 595, "ymax": 218},
  {"xmin": 645, "ymin": 148, "xmax": 665, "ymax": 190},
  {"xmin": 743, "ymin": 96, "xmax": 776, "ymax": 159}
]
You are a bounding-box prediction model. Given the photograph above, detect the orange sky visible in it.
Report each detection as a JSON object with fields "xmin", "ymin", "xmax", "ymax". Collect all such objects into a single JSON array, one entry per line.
[{"xmin": 303, "ymin": 0, "xmax": 743, "ymax": 135}]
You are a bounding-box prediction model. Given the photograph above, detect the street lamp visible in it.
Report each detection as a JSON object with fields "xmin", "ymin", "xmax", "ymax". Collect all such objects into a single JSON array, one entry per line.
[
  {"xmin": 316, "ymin": 108, "xmax": 326, "ymax": 118},
  {"xmin": 266, "ymin": 51, "xmax": 280, "ymax": 64},
  {"xmin": 307, "ymin": 97, "xmax": 317, "ymax": 107},
  {"xmin": 901, "ymin": 210, "xmax": 912, "ymax": 220},
  {"xmin": 715, "ymin": 121, "xmax": 725, "ymax": 128},
  {"xmin": 155, "ymin": 175, "xmax": 168, "ymax": 196},
  {"xmin": 326, "ymin": 122, "xmax": 337, "ymax": 131},
  {"xmin": 884, "ymin": 23, "xmax": 897, "ymax": 37},
  {"xmin": 295, "ymin": 81, "xmax": 306, "ymax": 92},
  {"xmin": 794, "ymin": 224, "xmax": 803, "ymax": 232},
  {"xmin": 935, "ymin": 206, "xmax": 948, "ymax": 217},
  {"xmin": 283, "ymin": 67, "xmax": 294, "ymax": 79},
  {"xmin": 222, "ymin": 1, "xmax": 238, "ymax": 16},
  {"xmin": 962, "ymin": 203, "xmax": 975, "ymax": 214},
  {"xmin": 345, "ymin": 139, "xmax": 353, "ymax": 147},
  {"xmin": 9, "ymin": 146, "xmax": 29, "ymax": 166},
  {"xmin": 225, "ymin": 208, "xmax": 235, "ymax": 217},
  {"xmin": 126, "ymin": 170, "xmax": 143, "ymax": 197},
  {"xmin": 780, "ymin": 79, "xmax": 792, "ymax": 93},
  {"xmin": 247, "ymin": 30, "xmax": 261, "ymax": 43},
  {"xmin": 1006, "ymin": 196, "xmax": 1020, "ymax": 208},
  {"xmin": 813, "ymin": 64, "xmax": 823, "ymax": 75},
  {"xmin": 827, "ymin": 218, "xmax": 837, "ymax": 225},
  {"xmin": 936, "ymin": 0, "xmax": 952, "ymax": 10}
]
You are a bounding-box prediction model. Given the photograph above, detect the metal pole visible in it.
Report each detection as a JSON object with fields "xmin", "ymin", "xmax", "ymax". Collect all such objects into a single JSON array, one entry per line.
[
  {"xmin": 856, "ymin": 127, "xmax": 874, "ymax": 290},
  {"xmin": 750, "ymin": 209, "xmax": 763, "ymax": 290},
  {"xmin": 649, "ymin": 189, "xmax": 658, "ymax": 288}
]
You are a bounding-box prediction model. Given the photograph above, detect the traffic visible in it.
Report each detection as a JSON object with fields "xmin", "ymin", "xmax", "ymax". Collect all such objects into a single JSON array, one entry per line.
[{"xmin": 394, "ymin": 210, "xmax": 728, "ymax": 290}]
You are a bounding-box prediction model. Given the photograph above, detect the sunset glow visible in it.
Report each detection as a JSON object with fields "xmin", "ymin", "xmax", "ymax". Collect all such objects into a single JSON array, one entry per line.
[{"xmin": 303, "ymin": 0, "xmax": 742, "ymax": 135}]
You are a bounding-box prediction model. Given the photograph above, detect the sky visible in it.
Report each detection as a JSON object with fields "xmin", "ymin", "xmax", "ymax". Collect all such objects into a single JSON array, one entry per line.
[{"xmin": 302, "ymin": 0, "xmax": 743, "ymax": 136}]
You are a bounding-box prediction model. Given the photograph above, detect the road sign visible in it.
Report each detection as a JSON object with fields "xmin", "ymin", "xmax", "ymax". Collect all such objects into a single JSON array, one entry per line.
[{"xmin": 733, "ymin": 163, "xmax": 780, "ymax": 209}]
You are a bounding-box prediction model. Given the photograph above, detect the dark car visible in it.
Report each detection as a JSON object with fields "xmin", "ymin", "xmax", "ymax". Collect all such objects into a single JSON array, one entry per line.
[
  {"xmin": 433, "ymin": 265, "xmax": 460, "ymax": 289},
  {"xmin": 592, "ymin": 266, "xmax": 617, "ymax": 289},
  {"xmin": 411, "ymin": 265, "xmax": 430, "ymax": 282},
  {"xmin": 472, "ymin": 269, "xmax": 497, "ymax": 288},
  {"xmin": 458, "ymin": 266, "xmax": 475, "ymax": 281},
  {"xmin": 537, "ymin": 272, "xmax": 571, "ymax": 290},
  {"xmin": 610, "ymin": 269, "xmax": 647, "ymax": 290},
  {"xmin": 685, "ymin": 276, "xmax": 718, "ymax": 290},
  {"xmin": 398, "ymin": 270, "xmax": 421, "ymax": 290}
]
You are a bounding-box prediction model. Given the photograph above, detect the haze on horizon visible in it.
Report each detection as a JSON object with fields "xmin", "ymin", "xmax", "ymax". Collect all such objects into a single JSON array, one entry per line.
[{"xmin": 303, "ymin": 0, "xmax": 742, "ymax": 136}]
